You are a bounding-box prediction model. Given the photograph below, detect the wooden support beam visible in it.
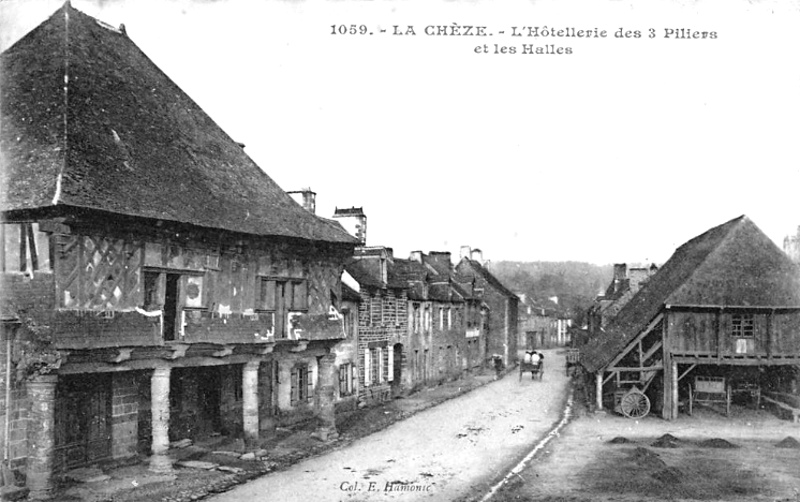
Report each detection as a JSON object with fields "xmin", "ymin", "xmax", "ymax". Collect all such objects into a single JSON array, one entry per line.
[
  {"xmin": 606, "ymin": 314, "xmax": 664, "ymax": 370},
  {"xmin": 165, "ymin": 343, "xmax": 189, "ymax": 360},
  {"xmin": 212, "ymin": 345, "xmax": 233, "ymax": 358},
  {"xmin": 603, "ymin": 371, "xmax": 616, "ymax": 385},
  {"xmin": 596, "ymin": 372, "xmax": 604, "ymax": 411},
  {"xmin": 606, "ymin": 365, "xmax": 664, "ymax": 372},
  {"xmin": 671, "ymin": 359, "xmax": 679, "ymax": 419},
  {"xmin": 677, "ymin": 363, "xmax": 697, "ymax": 382},
  {"xmin": 109, "ymin": 348, "xmax": 133, "ymax": 364},
  {"xmin": 642, "ymin": 341, "xmax": 664, "ymax": 364}
]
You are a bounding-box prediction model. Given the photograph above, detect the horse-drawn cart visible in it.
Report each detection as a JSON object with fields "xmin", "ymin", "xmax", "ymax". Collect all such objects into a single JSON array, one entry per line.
[
  {"xmin": 613, "ymin": 387, "xmax": 651, "ymax": 418},
  {"xmin": 520, "ymin": 360, "xmax": 544, "ymax": 381}
]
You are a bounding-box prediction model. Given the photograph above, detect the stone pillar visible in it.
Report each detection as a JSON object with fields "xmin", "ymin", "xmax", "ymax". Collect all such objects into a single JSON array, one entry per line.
[
  {"xmin": 26, "ymin": 374, "xmax": 57, "ymax": 500},
  {"xmin": 242, "ymin": 361, "xmax": 260, "ymax": 444},
  {"xmin": 149, "ymin": 367, "xmax": 172, "ymax": 473},
  {"xmin": 314, "ymin": 353, "xmax": 338, "ymax": 441},
  {"xmin": 595, "ymin": 372, "xmax": 604, "ymax": 411},
  {"xmin": 111, "ymin": 372, "xmax": 139, "ymax": 460}
]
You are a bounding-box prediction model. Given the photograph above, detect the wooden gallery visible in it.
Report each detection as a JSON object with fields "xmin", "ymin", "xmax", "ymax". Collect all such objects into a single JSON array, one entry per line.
[
  {"xmin": 0, "ymin": 4, "xmax": 357, "ymax": 498},
  {"xmin": 582, "ymin": 216, "xmax": 800, "ymax": 420}
]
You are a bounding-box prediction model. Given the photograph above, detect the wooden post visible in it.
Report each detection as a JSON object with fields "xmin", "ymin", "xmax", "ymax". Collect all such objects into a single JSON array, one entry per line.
[
  {"xmin": 242, "ymin": 361, "xmax": 260, "ymax": 444},
  {"xmin": 596, "ymin": 372, "xmax": 603, "ymax": 411},
  {"xmin": 671, "ymin": 359, "xmax": 679, "ymax": 419},
  {"xmin": 662, "ymin": 318, "xmax": 672, "ymax": 420},
  {"xmin": 149, "ymin": 367, "xmax": 172, "ymax": 473}
]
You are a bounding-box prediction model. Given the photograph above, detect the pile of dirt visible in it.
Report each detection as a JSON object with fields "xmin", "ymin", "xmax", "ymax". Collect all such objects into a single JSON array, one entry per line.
[
  {"xmin": 697, "ymin": 438, "xmax": 739, "ymax": 449},
  {"xmin": 652, "ymin": 434, "xmax": 681, "ymax": 448},
  {"xmin": 607, "ymin": 436, "xmax": 634, "ymax": 444},
  {"xmin": 775, "ymin": 436, "xmax": 800, "ymax": 449},
  {"xmin": 651, "ymin": 466, "xmax": 684, "ymax": 484},
  {"xmin": 629, "ymin": 447, "xmax": 667, "ymax": 469}
]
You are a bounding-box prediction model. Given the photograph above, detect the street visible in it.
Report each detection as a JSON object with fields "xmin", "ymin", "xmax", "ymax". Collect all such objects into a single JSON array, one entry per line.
[{"xmin": 208, "ymin": 350, "xmax": 570, "ymax": 502}]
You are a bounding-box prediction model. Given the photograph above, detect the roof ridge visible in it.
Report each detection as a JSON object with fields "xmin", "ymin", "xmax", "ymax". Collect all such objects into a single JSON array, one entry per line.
[
  {"xmin": 54, "ymin": 2, "xmax": 71, "ymax": 206},
  {"xmin": 665, "ymin": 215, "xmax": 747, "ymax": 306}
]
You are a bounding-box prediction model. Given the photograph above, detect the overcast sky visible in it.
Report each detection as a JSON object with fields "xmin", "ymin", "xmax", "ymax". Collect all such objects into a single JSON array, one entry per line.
[{"xmin": 2, "ymin": 0, "xmax": 799, "ymax": 266}]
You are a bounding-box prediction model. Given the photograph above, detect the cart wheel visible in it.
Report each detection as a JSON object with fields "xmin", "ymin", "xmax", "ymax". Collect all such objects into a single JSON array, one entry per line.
[{"xmin": 620, "ymin": 388, "xmax": 650, "ymax": 418}]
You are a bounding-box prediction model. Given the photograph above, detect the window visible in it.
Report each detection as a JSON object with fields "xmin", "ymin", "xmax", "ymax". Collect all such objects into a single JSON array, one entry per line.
[
  {"xmin": 439, "ymin": 307, "xmax": 444, "ymax": 331},
  {"xmin": 364, "ymin": 349, "xmax": 372, "ymax": 386},
  {"xmin": 731, "ymin": 314, "xmax": 755, "ymax": 338},
  {"xmin": 1, "ymin": 222, "xmax": 51, "ymax": 273},
  {"xmin": 372, "ymin": 347, "xmax": 382, "ymax": 384},
  {"xmin": 338, "ymin": 363, "xmax": 354, "ymax": 396},
  {"xmin": 291, "ymin": 364, "xmax": 312, "ymax": 405},
  {"xmin": 447, "ymin": 308, "xmax": 452, "ymax": 330},
  {"xmin": 257, "ymin": 278, "xmax": 308, "ymax": 338}
]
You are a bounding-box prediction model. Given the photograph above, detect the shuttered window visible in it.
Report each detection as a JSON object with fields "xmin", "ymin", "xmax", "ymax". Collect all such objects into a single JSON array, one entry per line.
[{"xmin": 290, "ymin": 364, "xmax": 312, "ymax": 405}]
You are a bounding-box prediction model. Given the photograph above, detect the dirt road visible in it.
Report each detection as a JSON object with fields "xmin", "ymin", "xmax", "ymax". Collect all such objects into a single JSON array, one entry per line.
[{"xmin": 207, "ymin": 349, "xmax": 570, "ymax": 502}]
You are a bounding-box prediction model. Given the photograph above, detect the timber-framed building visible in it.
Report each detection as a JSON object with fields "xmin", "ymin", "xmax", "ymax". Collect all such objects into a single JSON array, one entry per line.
[
  {"xmin": 581, "ymin": 216, "xmax": 800, "ymax": 420},
  {"xmin": 0, "ymin": 4, "xmax": 355, "ymax": 497}
]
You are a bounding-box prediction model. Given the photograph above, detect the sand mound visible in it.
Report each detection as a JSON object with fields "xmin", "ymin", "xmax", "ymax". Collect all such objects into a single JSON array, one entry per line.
[
  {"xmin": 652, "ymin": 434, "xmax": 681, "ymax": 448},
  {"xmin": 608, "ymin": 436, "xmax": 634, "ymax": 444},
  {"xmin": 651, "ymin": 466, "xmax": 683, "ymax": 484},
  {"xmin": 629, "ymin": 447, "xmax": 667, "ymax": 469},
  {"xmin": 775, "ymin": 436, "xmax": 800, "ymax": 449},
  {"xmin": 698, "ymin": 438, "xmax": 739, "ymax": 449}
]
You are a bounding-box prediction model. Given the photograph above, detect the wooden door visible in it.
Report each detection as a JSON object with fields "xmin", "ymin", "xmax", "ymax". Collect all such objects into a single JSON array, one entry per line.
[{"xmin": 55, "ymin": 374, "xmax": 112, "ymax": 471}]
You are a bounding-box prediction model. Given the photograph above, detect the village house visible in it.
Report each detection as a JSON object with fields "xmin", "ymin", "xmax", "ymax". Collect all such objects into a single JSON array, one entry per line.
[
  {"xmin": 455, "ymin": 247, "xmax": 519, "ymax": 368},
  {"xmin": 341, "ymin": 246, "xmax": 407, "ymax": 405},
  {"xmin": 581, "ymin": 216, "xmax": 800, "ymax": 421},
  {"xmin": 518, "ymin": 295, "xmax": 560, "ymax": 351},
  {"xmin": 0, "ymin": 5, "xmax": 356, "ymax": 498},
  {"xmin": 397, "ymin": 252, "xmax": 486, "ymax": 390},
  {"xmin": 586, "ymin": 263, "xmax": 658, "ymax": 340}
]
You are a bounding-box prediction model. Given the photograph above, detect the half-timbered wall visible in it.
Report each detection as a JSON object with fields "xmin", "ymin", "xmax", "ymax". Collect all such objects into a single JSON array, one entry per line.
[{"xmin": 668, "ymin": 311, "xmax": 800, "ymax": 356}]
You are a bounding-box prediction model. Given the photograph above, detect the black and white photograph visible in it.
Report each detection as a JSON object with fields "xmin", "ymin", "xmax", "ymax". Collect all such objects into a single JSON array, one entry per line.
[{"xmin": 1, "ymin": 0, "xmax": 800, "ymax": 501}]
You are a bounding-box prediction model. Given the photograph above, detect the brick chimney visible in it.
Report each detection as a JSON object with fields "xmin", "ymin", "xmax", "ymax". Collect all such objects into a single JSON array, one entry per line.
[
  {"xmin": 333, "ymin": 207, "xmax": 367, "ymax": 245},
  {"xmin": 410, "ymin": 251, "xmax": 423, "ymax": 263},
  {"xmin": 287, "ymin": 188, "xmax": 316, "ymax": 214},
  {"xmin": 460, "ymin": 245, "xmax": 471, "ymax": 260},
  {"xmin": 471, "ymin": 248, "xmax": 484, "ymax": 264},
  {"xmin": 612, "ymin": 263, "xmax": 627, "ymax": 293}
]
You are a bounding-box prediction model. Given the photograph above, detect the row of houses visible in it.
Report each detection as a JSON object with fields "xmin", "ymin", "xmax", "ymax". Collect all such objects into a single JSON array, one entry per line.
[
  {"xmin": 580, "ymin": 216, "xmax": 800, "ymax": 421},
  {"xmin": 311, "ymin": 203, "xmax": 519, "ymax": 408},
  {"xmin": 0, "ymin": 5, "xmax": 519, "ymax": 497}
]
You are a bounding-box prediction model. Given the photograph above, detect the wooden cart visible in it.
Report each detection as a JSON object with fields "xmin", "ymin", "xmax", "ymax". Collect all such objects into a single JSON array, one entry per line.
[
  {"xmin": 613, "ymin": 387, "xmax": 651, "ymax": 418},
  {"xmin": 519, "ymin": 360, "xmax": 544, "ymax": 381},
  {"xmin": 688, "ymin": 376, "xmax": 730, "ymax": 416},
  {"xmin": 565, "ymin": 349, "xmax": 580, "ymax": 376}
]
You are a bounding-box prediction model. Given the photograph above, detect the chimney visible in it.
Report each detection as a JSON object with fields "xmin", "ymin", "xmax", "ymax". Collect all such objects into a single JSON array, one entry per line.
[
  {"xmin": 429, "ymin": 251, "xmax": 452, "ymax": 272},
  {"xmin": 332, "ymin": 207, "xmax": 367, "ymax": 245},
  {"xmin": 460, "ymin": 245, "xmax": 471, "ymax": 260},
  {"xmin": 612, "ymin": 263, "xmax": 627, "ymax": 294},
  {"xmin": 287, "ymin": 188, "xmax": 316, "ymax": 214},
  {"xmin": 410, "ymin": 251, "xmax": 423, "ymax": 263},
  {"xmin": 471, "ymin": 248, "xmax": 484, "ymax": 264}
]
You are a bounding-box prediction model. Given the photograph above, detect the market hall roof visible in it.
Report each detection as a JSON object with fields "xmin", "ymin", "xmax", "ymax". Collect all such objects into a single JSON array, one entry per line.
[
  {"xmin": 0, "ymin": 4, "xmax": 355, "ymax": 245},
  {"xmin": 581, "ymin": 215, "xmax": 800, "ymax": 373}
]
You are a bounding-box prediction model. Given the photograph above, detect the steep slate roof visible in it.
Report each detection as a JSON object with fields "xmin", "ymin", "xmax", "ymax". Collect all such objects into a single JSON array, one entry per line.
[
  {"xmin": 344, "ymin": 257, "xmax": 406, "ymax": 290},
  {"xmin": 457, "ymin": 258, "xmax": 519, "ymax": 300},
  {"xmin": 582, "ymin": 215, "xmax": 800, "ymax": 372},
  {"xmin": 0, "ymin": 4, "xmax": 354, "ymax": 245}
]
